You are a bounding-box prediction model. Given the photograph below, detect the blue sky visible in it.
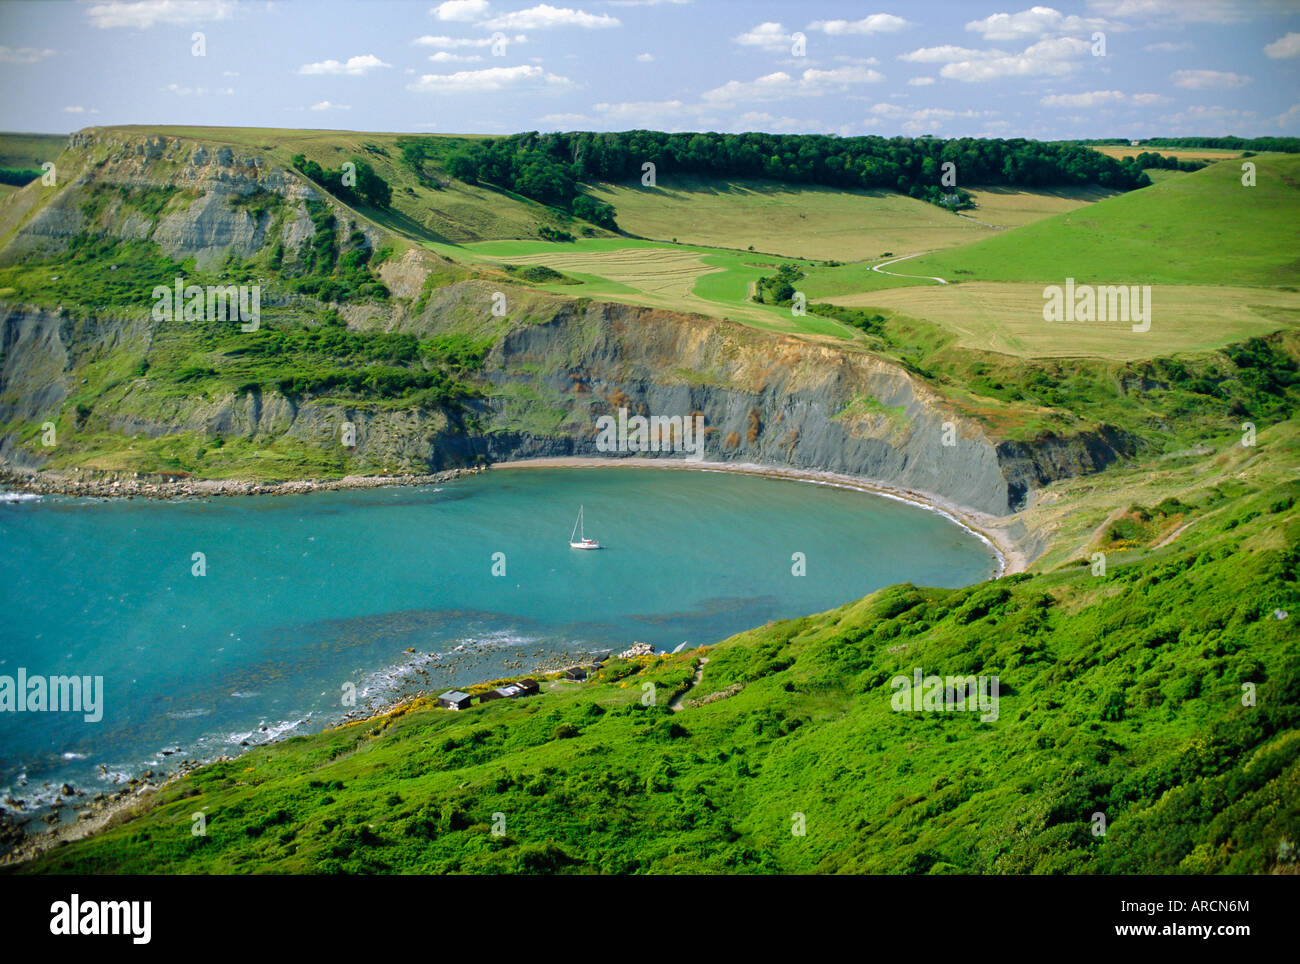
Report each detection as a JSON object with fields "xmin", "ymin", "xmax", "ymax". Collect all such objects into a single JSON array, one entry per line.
[{"xmin": 1, "ymin": 0, "xmax": 1297, "ymax": 138}]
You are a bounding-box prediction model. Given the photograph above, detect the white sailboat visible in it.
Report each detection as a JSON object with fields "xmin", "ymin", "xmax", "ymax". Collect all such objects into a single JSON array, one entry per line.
[{"xmin": 569, "ymin": 505, "xmax": 601, "ymax": 550}]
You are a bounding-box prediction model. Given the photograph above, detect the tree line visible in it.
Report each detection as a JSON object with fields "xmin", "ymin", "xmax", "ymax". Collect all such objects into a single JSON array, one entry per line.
[
  {"xmin": 1139, "ymin": 136, "xmax": 1300, "ymax": 153},
  {"xmin": 291, "ymin": 154, "xmax": 392, "ymax": 209},
  {"xmin": 440, "ymin": 131, "xmax": 1154, "ymax": 229}
]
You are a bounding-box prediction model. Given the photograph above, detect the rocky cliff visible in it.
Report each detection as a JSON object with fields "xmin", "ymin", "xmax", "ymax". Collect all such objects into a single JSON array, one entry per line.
[{"xmin": 0, "ymin": 128, "xmax": 1130, "ymax": 521}]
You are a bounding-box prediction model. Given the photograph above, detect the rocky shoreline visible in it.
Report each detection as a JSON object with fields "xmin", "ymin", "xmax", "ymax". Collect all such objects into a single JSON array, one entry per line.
[
  {"xmin": 0, "ymin": 464, "xmax": 489, "ymax": 500},
  {"xmin": 0, "ymin": 640, "xmax": 620, "ymax": 868},
  {"xmin": 0, "ymin": 759, "xmax": 207, "ymax": 867},
  {"xmin": 0, "ymin": 454, "xmax": 1021, "ymax": 866}
]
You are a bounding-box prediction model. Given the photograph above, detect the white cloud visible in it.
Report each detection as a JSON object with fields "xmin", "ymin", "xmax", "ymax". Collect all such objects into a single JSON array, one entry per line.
[
  {"xmin": 407, "ymin": 64, "xmax": 573, "ymax": 92},
  {"xmin": 1274, "ymin": 103, "xmax": 1300, "ymax": 128},
  {"xmin": 635, "ymin": 52, "xmax": 654, "ymax": 62},
  {"xmin": 808, "ymin": 15, "xmax": 909, "ymax": 35},
  {"xmin": 538, "ymin": 112, "xmax": 589, "ymax": 126},
  {"xmin": 899, "ymin": 45, "xmax": 992, "ymax": 63},
  {"xmin": 85, "ymin": 0, "xmax": 234, "ymax": 29},
  {"xmin": 734, "ymin": 22, "xmax": 791, "ymax": 51},
  {"xmin": 907, "ymin": 76, "xmax": 935, "ymax": 86},
  {"xmin": 940, "ymin": 36, "xmax": 1092, "ymax": 82},
  {"xmin": 1157, "ymin": 103, "xmax": 1258, "ymax": 134},
  {"xmin": 592, "ymin": 99, "xmax": 688, "ymax": 121},
  {"xmin": 414, "ymin": 33, "xmax": 526, "ymax": 47},
  {"xmin": 0, "ymin": 46, "xmax": 55, "ymax": 64},
  {"xmin": 864, "ymin": 101, "xmax": 995, "ymax": 133},
  {"xmin": 1142, "ymin": 41, "xmax": 1191, "ymax": 53},
  {"xmin": 1039, "ymin": 89, "xmax": 1168, "ymax": 107},
  {"xmin": 1265, "ymin": 32, "xmax": 1300, "ymax": 60},
  {"xmin": 702, "ymin": 72, "xmax": 793, "ymax": 103},
  {"xmin": 1170, "ymin": 69, "xmax": 1251, "ymax": 90},
  {"xmin": 430, "ymin": 0, "xmax": 489, "ymax": 21},
  {"xmin": 735, "ymin": 111, "xmax": 809, "ymax": 132},
  {"xmin": 428, "ymin": 51, "xmax": 483, "ymax": 62},
  {"xmin": 299, "ymin": 54, "xmax": 391, "ymax": 76},
  {"xmin": 309, "ymin": 100, "xmax": 351, "ymax": 111},
  {"xmin": 965, "ymin": 6, "xmax": 1110, "ymax": 41},
  {"xmin": 802, "ymin": 65, "xmax": 886, "ymax": 85},
  {"xmin": 1086, "ymin": 0, "xmax": 1250, "ymax": 25},
  {"xmin": 480, "ymin": 5, "xmax": 618, "ymax": 30},
  {"xmin": 702, "ymin": 65, "xmax": 884, "ymax": 104},
  {"xmin": 64, "ymin": 105, "xmax": 87, "ymax": 113}
]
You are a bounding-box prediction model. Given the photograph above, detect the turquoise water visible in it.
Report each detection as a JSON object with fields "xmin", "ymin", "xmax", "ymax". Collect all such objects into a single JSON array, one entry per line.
[{"xmin": 0, "ymin": 467, "xmax": 995, "ymax": 811}]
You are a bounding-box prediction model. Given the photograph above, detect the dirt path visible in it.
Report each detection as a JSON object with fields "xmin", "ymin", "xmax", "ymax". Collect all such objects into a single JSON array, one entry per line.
[
  {"xmin": 870, "ymin": 253, "xmax": 948, "ymax": 285},
  {"xmin": 670, "ymin": 657, "xmax": 709, "ymax": 712},
  {"xmin": 1154, "ymin": 518, "xmax": 1198, "ymax": 549}
]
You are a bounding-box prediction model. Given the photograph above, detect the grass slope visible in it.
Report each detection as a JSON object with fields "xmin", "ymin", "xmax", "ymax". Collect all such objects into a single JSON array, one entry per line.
[
  {"xmin": 908, "ymin": 155, "xmax": 1300, "ymax": 288},
  {"xmin": 0, "ymin": 132, "xmax": 63, "ymax": 170},
  {"xmin": 587, "ymin": 176, "xmax": 992, "ymax": 261},
  {"xmin": 17, "ymin": 427, "xmax": 1299, "ymax": 874},
  {"xmin": 825, "ymin": 282, "xmax": 1300, "ymax": 360},
  {"xmin": 67, "ymin": 126, "xmax": 613, "ymax": 248},
  {"xmin": 428, "ymin": 237, "xmax": 860, "ymax": 339}
]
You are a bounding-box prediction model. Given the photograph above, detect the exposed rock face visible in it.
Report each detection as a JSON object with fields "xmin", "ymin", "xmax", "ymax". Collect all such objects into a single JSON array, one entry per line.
[
  {"xmin": 452, "ymin": 300, "xmax": 1126, "ymax": 516},
  {"xmin": 0, "ymin": 130, "xmax": 321, "ymax": 270},
  {"xmin": 0, "ymin": 293, "xmax": 1128, "ymax": 517},
  {"xmin": 0, "ymin": 127, "xmax": 1130, "ymax": 519}
]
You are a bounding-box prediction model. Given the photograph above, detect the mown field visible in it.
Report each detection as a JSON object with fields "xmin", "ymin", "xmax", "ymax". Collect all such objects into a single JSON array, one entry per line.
[
  {"xmin": 586, "ymin": 178, "xmax": 1115, "ymax": 260},
  {"xmin": 427, "ymin": 237, "xmax": 859, "ymax": 339},
  {"xmin": 587, "ymin": 176, "xmax": 992, "ymax": 261},
  {"xmin": 960, "ymin": 185, "xmax": 1117, "ymax": 229},
  {"xmin": 1087, "ymin": 145, "xmax": 1245, "ymax": 161},
  {"xmin": 824, "ymin": 282, "xmax": 1300, "ymax": 361}
]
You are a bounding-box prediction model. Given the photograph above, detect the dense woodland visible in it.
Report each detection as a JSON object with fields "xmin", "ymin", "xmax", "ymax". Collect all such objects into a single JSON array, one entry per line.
[
  {"xmin": 1139, "ymin": 136, "xmax": 1300, "ymax": 153},
  {"xmin": 292, "ymin": 154, "xmax": 393, "ymax": 210},
  {"xmin": 1061, "ymin": 136, "xmax": 1300, "ymax": 152},
  {"xmin": 441, "ymin": 132, "xmax": 1156, "ymax": 228}
]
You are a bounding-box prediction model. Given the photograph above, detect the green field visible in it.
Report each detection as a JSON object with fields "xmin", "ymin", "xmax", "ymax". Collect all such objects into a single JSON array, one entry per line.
[
  {"xmin": 588, "ymin": 176, "xmax": 993, "ymax": 261},
  {"xmin": 1087, "ymin": 145, "xmax": 1246, "ymax": 162},
  {"xmin": 0, "ymin": 131, "xmax": 63, "ymax": 169},
  {"xmin": 825, "ymin": 282, "xmax": 1300, "ymax": 360},
  {"xmin": 427, "ymin": 237, "xmax": 861, "ymax": 339},
  {"xmin": 907, "ymin": 155, "xmax": 1300, "ymax": 288}
]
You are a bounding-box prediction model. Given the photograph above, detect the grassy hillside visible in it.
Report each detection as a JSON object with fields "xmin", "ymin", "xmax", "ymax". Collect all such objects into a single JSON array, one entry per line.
[
  {"xmin": 1087, "ymin": 145, "xmax": 1245, "ymax": 162},
  {"xmin": 17, "ymin": 425, "xmax": 1299, "ymax": 874},
  {"xmin": 0, "ymin": 132, "xmax": 63, "ymax": 170},
  {"xmin": 961, "ymin": 185, "xmax": 1118, "ymax": 229},
  {"xmin": 429, "ymin": 237, "xmax": 858, "ymax": 339},
  {"xmin": 587, "ymin": 176, "xmax": 992, "ymax": 261},
  {"xmin": 71, "ymin": 126, "xmax": 614, "ymax": 247},
  {"xmin": 580, "ymin": 178, "xmax": 1111, "ymax": 261},
  {"xmin": 908, "ymin": 155, "xmax": 1300, "ymax": 288},
  {"xmin": 826, "ymin": 282, "xmax": 1300, "ymax": 360}
]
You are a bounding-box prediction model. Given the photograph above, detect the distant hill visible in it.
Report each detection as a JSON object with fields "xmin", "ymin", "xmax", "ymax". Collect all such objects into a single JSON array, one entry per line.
[
  {"xmin": 0, "ymin": 132, "xmax": 63, "ymax": 170},
  {"xmin": 909, "ymin": 154, "xmax": 1300, "ymax": 288}
]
